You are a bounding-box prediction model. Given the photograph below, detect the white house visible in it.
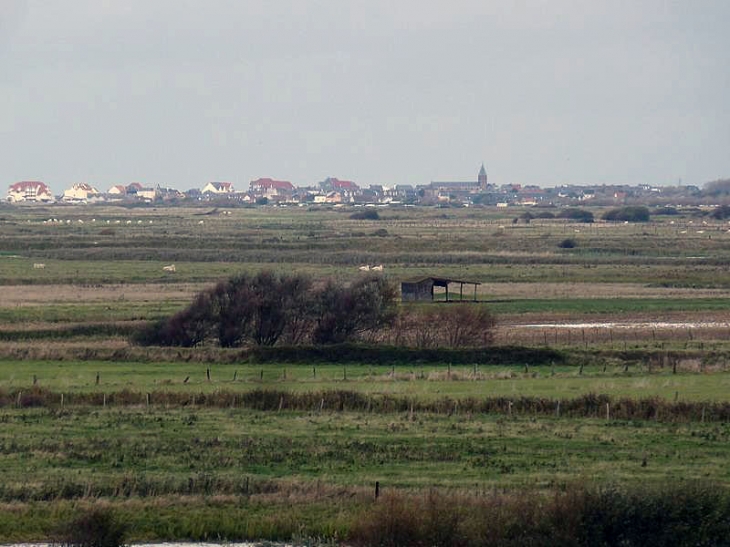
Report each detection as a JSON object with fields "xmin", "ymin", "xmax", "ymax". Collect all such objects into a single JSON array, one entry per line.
[
  {"xmin": 63, "ymin": 183, "xmax": 100, "ymax": 203},
  {"xmin": 107, "ymin": 184, "xmax": 127, "ymax": 195},
  {"xmin": 249, "ymin": 178, "xmax": 296, "ymax": 200},
  {"xmin": 136, "ymin": 187, "xmax": 157, "ymax": 201},
  {"xmin": 202, "ymin": 181, "xmax": 235, "ymax": 194},
  {"xmin": 7, "ymin": 181, "xmax": 55, "ymax": 203}
]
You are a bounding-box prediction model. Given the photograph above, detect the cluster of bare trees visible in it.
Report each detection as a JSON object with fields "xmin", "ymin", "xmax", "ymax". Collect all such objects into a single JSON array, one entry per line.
[{"xmin": 391, "ymin": 306, "xmax": 496, "ymax": 349}]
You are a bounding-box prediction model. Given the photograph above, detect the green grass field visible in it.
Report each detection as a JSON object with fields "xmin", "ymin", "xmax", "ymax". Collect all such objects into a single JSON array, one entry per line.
[{"xmin": 2, "ymin": 361, "xmax": 730, "ymax": 401}]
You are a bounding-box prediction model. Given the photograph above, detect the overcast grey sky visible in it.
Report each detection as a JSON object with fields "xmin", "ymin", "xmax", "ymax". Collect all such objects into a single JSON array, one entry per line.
[{"xmin": 1, "ymin": 1, "xmax": 728, "ymax": 193}]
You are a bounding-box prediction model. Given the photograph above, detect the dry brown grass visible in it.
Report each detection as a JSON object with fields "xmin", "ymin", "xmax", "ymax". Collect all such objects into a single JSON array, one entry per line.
[
  {"xmin": 496, "ymin": 315, "xmax": 730, "ymax": 347},
  {"xmin": 481, "ymin": 282, "xmax": 730, "ymax": 300},
  {"xmin": 0, "ymin": 283, "xmax": 205, "ymax": 306}
]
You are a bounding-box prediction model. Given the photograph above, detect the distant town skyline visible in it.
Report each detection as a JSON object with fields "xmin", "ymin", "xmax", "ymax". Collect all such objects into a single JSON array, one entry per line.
[{"xmin": 1, "ymin": 1, "xmax": 728, "ymax": 195}]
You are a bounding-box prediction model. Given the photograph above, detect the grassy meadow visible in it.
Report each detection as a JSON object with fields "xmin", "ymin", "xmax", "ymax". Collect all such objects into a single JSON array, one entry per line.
[{"xmin": 2, "ymin": 203, "xmax": 730, "ymax": 543}]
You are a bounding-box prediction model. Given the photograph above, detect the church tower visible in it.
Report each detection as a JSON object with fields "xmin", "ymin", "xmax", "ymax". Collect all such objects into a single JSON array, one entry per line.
[{"xmin": 478, "ymin": 164, "xmax": 488, "ymax": 191}]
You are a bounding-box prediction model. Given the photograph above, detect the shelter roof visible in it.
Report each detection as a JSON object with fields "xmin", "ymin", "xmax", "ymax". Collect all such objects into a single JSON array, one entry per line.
[{"xmin": 402, "ymin": 276, "xmax": 481, "ymax": 287}]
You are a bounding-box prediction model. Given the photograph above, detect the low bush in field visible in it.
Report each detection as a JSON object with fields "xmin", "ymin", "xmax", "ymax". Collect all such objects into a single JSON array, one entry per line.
[
  {"xmin": 711, "ymin": 204, "xmax": 730, "ymax": 220},
  {"xmin": 558, "ymin": 238, "xmax": 577, "ymax": 249},
  {"xmin": 132, "ymin": 271, "xmax": 398, "ymax": 348},
  {"xmin": 52, "ymin": 506, "xmax": 127, "ymax": 547},
  {"xmin": 248, "ymin": 344, "xmax": 553, "ymax": 364},
  {"xmin": 557, "ymin": 208, "xmax": 594, "ymax": 223},
  {"xmin": 603, "ymin": 206, "xmax": 651, "ymax": 222},
  {"xmin": 350, "ymin": 484, "xmax": 730, "ymax": 547},
  {"xmin": 392, "ymin": 305, "xmax": 497, "ymax": 348},
  {"xmin": 350, "ymin": 209, "xmax": 380, "ymax": 220}
]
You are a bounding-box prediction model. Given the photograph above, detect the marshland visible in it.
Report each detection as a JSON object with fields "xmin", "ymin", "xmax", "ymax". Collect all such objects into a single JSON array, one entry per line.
[{"xmin": 2, "ymin": 203, "xmax": 730, "ymax": 545}]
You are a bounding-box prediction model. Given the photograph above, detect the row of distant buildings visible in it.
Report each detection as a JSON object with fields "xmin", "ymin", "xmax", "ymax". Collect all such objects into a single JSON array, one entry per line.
[
  {"xmin": 5, "ymin": 176, "xmax": 366, "ymax": 205},
  {"xmin": 5, "ymin": 166, "xmax": 703, "ymax": 207}
]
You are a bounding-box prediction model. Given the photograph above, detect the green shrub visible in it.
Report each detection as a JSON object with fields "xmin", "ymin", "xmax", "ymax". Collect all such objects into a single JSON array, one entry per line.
[
  {"xmin": 711, "ymin": 205, "xmax": 730, "ymax": 220},
  {"xmin": 350, "ymin": 209, "xmax": 380, "ymax": 220},
  {"xmin": 602, "ymin": 206, "xmax": 651, "ymax": 222},
  {"xmin": 557, "ymin": 208, "xmax": 594, "ymax": 223},
  {"xmin": 558, "ymin": 238, "xmax": 577, "ymax": 249},
  {"xmin": 53, "ymin": 506, "xmax": 127, "ymax": 547},
  {"xmin": 349, "ymin": 484, "xmax": 730, "ymax": 547}
]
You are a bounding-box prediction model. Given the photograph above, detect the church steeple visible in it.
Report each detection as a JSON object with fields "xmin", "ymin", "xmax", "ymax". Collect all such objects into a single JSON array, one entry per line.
[{"xmin": 478, "ymin": 163, "xmax": 488, "ymax": 190}]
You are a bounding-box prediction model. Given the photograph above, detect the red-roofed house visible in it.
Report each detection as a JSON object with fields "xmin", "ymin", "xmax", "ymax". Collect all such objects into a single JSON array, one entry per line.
[
  {"xmin": 318, "ymin": 177, "xmax": 360, "ymax": 202},
  {"xmin": 108, "ymin": 184, "xmax": 127, "ymax": 196},
  {"xmin": 327, "ymin": 177, "xmax": 359, "ymax": 192},
  {"xmin": 7, "ymin": 181, "xmax": 54, "ymax": 203},
  {"xmin": 202, "ymin": 181, "xmax": 235, "ymax": 195},
  {"xmin": 250, "ymin": 178, "xmax": 296, "ymax": 201}
]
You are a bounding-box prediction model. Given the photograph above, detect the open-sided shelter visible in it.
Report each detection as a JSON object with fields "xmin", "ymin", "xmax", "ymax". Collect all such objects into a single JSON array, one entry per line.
[{"xmin": 401, "ymin": 277, "xmax": 480, "ymax": 302}]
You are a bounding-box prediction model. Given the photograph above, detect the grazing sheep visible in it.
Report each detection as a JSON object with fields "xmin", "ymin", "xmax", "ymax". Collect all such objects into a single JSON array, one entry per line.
[
  {"xmin": 358, "ymin": 265, "xmax": 370, "ymax": 271},
  {"xmin": 371, "ymin": 264, "xmax": 384, "ymax": 271},
  {"xmin": 163, "ymin": 264, "xmax": 176, "ymax": 272},
  {"xmin": 33, "ymin": 263, "xmax": 45, "ymax": 269}
]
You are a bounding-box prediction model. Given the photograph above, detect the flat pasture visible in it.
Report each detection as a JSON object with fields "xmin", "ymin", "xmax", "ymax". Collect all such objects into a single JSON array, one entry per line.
[{"xmin": 2, "ymin": 360, "xmax": 730, "ymax": 402}]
